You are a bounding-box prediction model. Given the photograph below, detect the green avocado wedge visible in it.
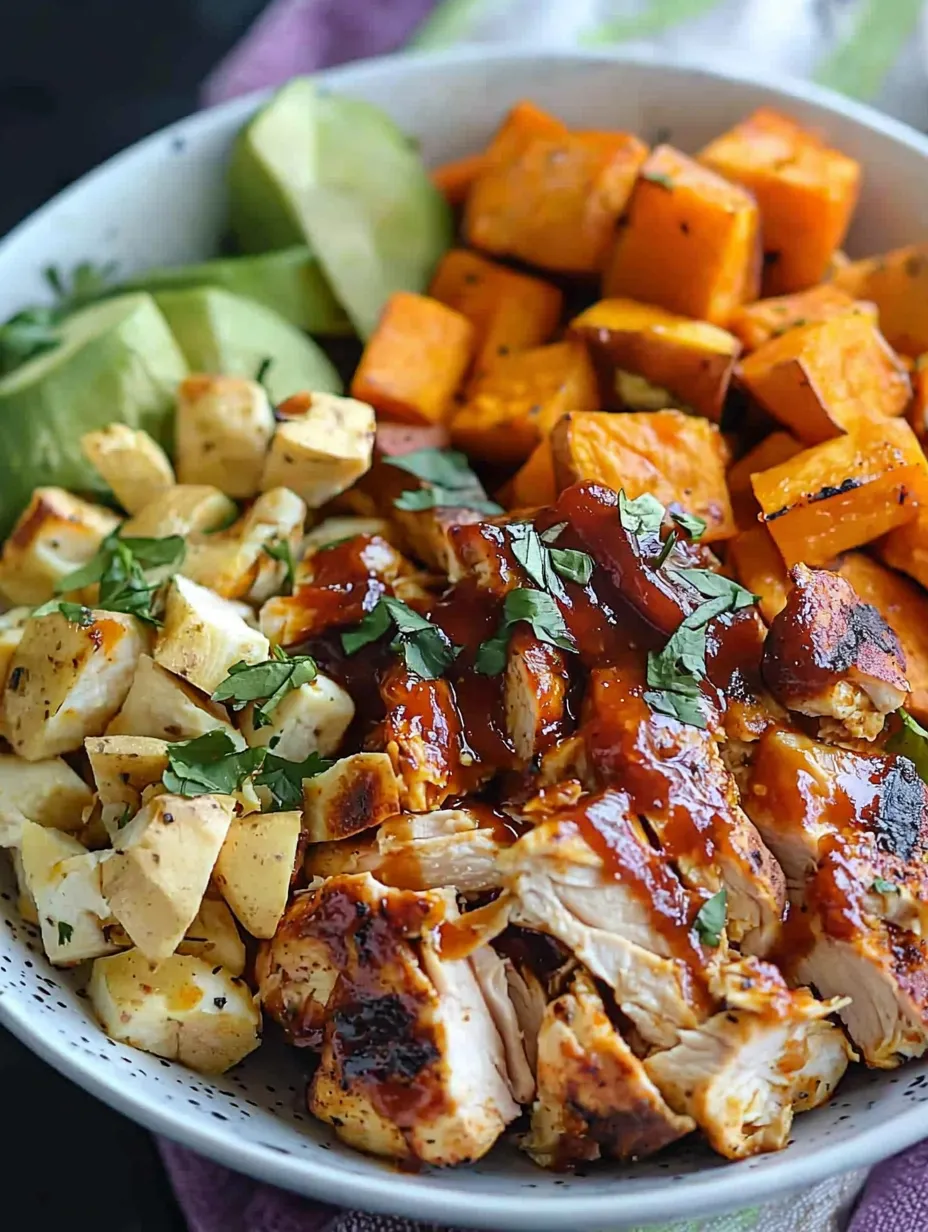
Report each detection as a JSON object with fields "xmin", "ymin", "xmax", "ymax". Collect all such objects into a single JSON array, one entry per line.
[
  {"xmin": 0, "ymin": 293, "xmax": 187, "ymax": 537},
  {"xmin": 228, "ymin": 77, "xmax": 452, "ymax": 339},
  {"xmin": 152, "ymin": 286, "xmax": 342, "ymax": 403},
  {"xmin": 121, "ymin": 246, "xmax": 351, "ymax": 337}
]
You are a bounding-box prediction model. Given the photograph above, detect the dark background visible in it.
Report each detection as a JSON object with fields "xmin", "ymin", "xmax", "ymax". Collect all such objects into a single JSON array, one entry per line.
[{"xmin": 0, "ymin": 8, "xmax": 267, "ymax": 1227}]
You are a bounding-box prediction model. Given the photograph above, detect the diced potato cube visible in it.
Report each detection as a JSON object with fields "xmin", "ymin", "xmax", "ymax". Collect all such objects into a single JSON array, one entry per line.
[
  {"xmin": 84, "ymin": 734, "xmax": 169, "ymax": 836},
  {"xmin": 738, "ymin": 316, "xmax": 910, "ymax": 444},
  {"xmin": 177, "ymin": 898, "xmax": 246, "ymax": 976},
  {"xmin": 260, "ymin": 391, "xmax": 375, "ymax": 506},
  {"xmin": 752, "ymin": 418, "xmax": 928, "ymax": 566},
  {"xmin": 700, "ymin": 108, "xmax": 861, "ymax": 295},
  {"xmin": 727, "ymin": 432, "xmax": 803, "ymax": 531},
  {"xmin": 81, "ymin": 424, "xmax": 175, "ymax": 514},
  {"xmin": 603, "ymin": 145, "xmax": 760, "ymax": 325},
  {"xmin": 9, "ymin": 846, "xmax": 38, "ymax": 924},
  {"xmin": 89, "ymin": 948, "xmax": 260, "ymax": 1073},
  {"xmin": 550, "ymin": 409, "xmax": 736, "ymax": 542},
  {"xmin": 214, "ymin": 810, "xmax": 302, "ymax": 939},
  {"xmin": 107, "ymin": 653, "xmax": 237, "ymax": 742},
  {"xmin": 465, "ymin": 131, "xmax": 648, "ymax": 275},
  {"xmin": 726, "ymin": 526, "xmax": 790, "ymax": 624},
  {"xmin": 451, "ymin": 340, "xmax": 598, "ymax": 466},
  {"xmin": 239, "ymin": 675, "xmax": 355, "ymax": 761},
  {"xmin": 833, "ymin": 244, "xmax": 928, "ymax": 358},
  {"xmin": 429, "ymin": 249, "xmax": 562, "ymax": 379},
  {"xmin": 102, "ymin": 792, "xmax": 235, "ymax": 963},
  {"xmin": 19, "ymin": 822, "xmax": 119, "ymax": 965},
  {"xmin": 350, "ymin": 292, "xmax": 474, "ymax": 425},
  {"xmin": 121, "ymin": 485, "xmax": 237, "ymax": 539},
  {"xmin": 0, "ymin": 754, "xmax": 92, "ymax": 847},
  {"xmin": 302, "ymin": 752, "xmax": 400, "ymax": 843},
  {"xmin": 570, "ymin": 297, "xmax": 740, "ymax": 421},
  {"xmin": 729, "ymin": 284, "xmax": 876, "ymax": 352},
  {"xmin": 0, "ymin": 488, "xmax": 120, "ymax": 606},
  {"xmin": 0, "ymin": 608, "xmax": 30, "ymax": 703},
  {"xmin": 3, "ymin": 609, "xmax": 146, "ymax": 761},
  {"xmin": 155, "ymin": 575, "xmax": 269, "ymax": 696},
  {"xmin": 175, "ymin": 374, "xmax": 275, "ymax": 499}
]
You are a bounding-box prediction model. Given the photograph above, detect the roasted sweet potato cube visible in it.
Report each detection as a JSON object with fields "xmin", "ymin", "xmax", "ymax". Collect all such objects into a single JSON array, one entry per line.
[
  {"xmin": 727, "ymin": 431, "xmax": 803, "ymax": 531},
  {"xmin": 835, "ymin": 551, "xmax": 928, "ymax": 724},
  {"xmin": 508, "ymin": 440, "xmax": 557, "ymax": 509},
  {"xmin": 729, "ymin": 284, "xmax": 877, "ymax": 352},
  {"xmin": 451, "ymin": 340, "xmax": 598, "ymax": 465},
  {"xmin": 727, "ymin": 526, "xmax": 790, "ymax": 623},
  {"xmin": 699, "ymin": 108, "xmax": 861, "ymax": 295},
  {"xmin": 879, "ymin": 510, "xmax": 928, "ymax": 592},
  {"xmin": 350, "ymin": 292, "xmax": 474, "ymax": 425},
  {"xmin": 738, "ymin": 315, "xmax": 911, "ymax": 444},
  {"xmin": 464, "ymin": 131, "xmax": 648, "ymax": 275},
  {"xmin": 569, "ymin": 297, "xmax": 740, "ymax": 422},
  {"xmin": 485, "ymin": 100, "xmax": 567, "ymax": 164},
  {"xmin": 431, "ymin": 153, "xmax": 486, "ymax": 206},
  {"xmin": 603, "ymin": 145, "xmax": 760, "ymax": 325},
  {"xmin": 751, "ymin": 418, "xmax": 928, "ymax": 567},
  {"xmin": 429, "ymin": 249, "xmax": 563, "ymax": 379},
  {"xmin": 833, "ymin": 244, "xmax": 928, "ymax": 357},
  {"xmin": 550, "ymin": 409, "xmax": 735, "ymax": 542},
  {"xmin": 908, "ymin": 359, "xmax": 928, "ymax": 442}
]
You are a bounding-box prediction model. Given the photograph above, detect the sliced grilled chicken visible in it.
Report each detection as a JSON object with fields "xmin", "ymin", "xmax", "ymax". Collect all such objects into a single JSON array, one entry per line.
[
  {"xmin": 505, "ymin": 628, "xmax": 571, "ymax": 763},
  {"xmin": 644, "ymin": 990, "xmax": 852, "ymax": 1159},
  {"xmin": 762, "ymin": 565, "xmax": 909, "ymax": 741},
  {"xmin": 524, "ymin": 971, "xmax": 695, "ymax": 1167},
  {"xmin": 469, "ymin": 944, "xmax": 536, "ymax": 1104},
  {"xmin": 378, "ymin": 667, "xmax": 467, "ymax": 812}
]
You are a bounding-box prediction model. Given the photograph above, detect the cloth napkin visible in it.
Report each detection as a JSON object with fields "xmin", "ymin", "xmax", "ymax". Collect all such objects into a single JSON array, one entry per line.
[{"xmin": 162, "ymin": 2, "xmax": 928, "ymax": 1230}]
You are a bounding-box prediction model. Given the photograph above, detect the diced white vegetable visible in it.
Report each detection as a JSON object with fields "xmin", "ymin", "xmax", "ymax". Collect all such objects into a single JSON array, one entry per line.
[
  {"xmin": 0, "ymin": 754, "xmax": 92, "ymax": 847},
  {"xmin": 120, "ymin": 484, "xmax": 237, "ymax": 539},
  {"xmin": 302, "ymin": 752, "xmax": 400, "ymax": 843},
  {"xmin": 177, "ymin": 898, "xmax": 246, "ymax": 976},
  {"xmin": 3, "ymin": 609, "xmax": 146, "ymax": 761},
  {"xmin": 106, "ymin": 653, "xmax": 239, "ymax": 742},
  {"xmin": 239, "ymin": 674, "xmax": 355, "ymax": 761},
  {"xmin": 260, "ymin": 392, "xmax": 374, "ymax": 508},
  {"xmin": 0, "ymin": 608, "xmax": 30, "ymax": 702},
  {"xmin": 89, "ymin": 948, "xmax": 261, "ymax": 1073},
  {"xmin": 154, "ymin": 575, "xmax": 269, "ymax": 696},
  {"xmin": 214, "ymin": 810, "xmax": 301, "ymax": 939},
  {"xmin": 84, "ymin": 734, "xmax": 169, "ymax": 837},
  {"xmin": 0, "ymin": 488, "xmax": 120, "ymax": 606},
  {"xmin": 175, "ymin": 375, "xmax": 275, "ymax": 499},
  {"xmin": 8, "ymin": 847, "xmax": 38, "ymax": 924},
  {"xmin": 81, "ymin": 424, "xmax": 175, "ymax": 515},
  {"xmin": 101, "ymin": 792, "xmax": 235, "ymax": 963}
]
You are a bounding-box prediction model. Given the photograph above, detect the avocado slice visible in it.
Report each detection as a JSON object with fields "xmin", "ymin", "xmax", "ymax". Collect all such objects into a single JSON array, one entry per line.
[
  {"xmin": 152, "ymin": 286, "xmax": 341, "ymax": 403},
  {"xmin": 228, "ymin": 77, "xmax": 452, "ymax": 339},
  {"xmin": 121, "ymin": 246, "xmax": 351, "ymax": 337},
  {"xmin": 0, "ymin": 293, "xmax": 187, "ymax": 536}
]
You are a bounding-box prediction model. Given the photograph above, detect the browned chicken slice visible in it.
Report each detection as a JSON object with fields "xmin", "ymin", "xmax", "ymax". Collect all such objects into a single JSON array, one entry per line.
[
  {"xmin": 375, "ymin": 666, "xmax": 467, "ymax": 811},
  {"xmin": 305, "ymin": 807, "xmax": 513, "ymax": 893},
  {"xmin": 644, "ymin": 989, "xmax": 852, "ymax": 1159},
  {"xmin": 257, "ymin": 873, "xmax": 521, "ymax": 1164},
  {"xmin": 523, "ymin": 971, "xmax": 695, "ymax": 1168},
  {"xmin": 762, "ymin": 564, "xmax": 909, "ymax": 741},
  {"xmin": 742, "ymin": 728, "xmax": 928, "ymax": 1066},
  {"xmin": 469, "ymin": 944, "xmax": 536, "ymax": 1104},
  {"xmin": 505, "ymin": 628, "xmax": 571, "ymax": 762},
  {"xmin": 579, "ymin": 666, "xmax": 786, "ymax": 956}
]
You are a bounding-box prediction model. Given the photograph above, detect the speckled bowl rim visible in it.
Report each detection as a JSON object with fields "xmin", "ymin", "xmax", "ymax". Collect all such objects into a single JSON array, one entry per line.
[{"xmin": 3, "ymin": 43, "xmax": 928, "ymax": 1230}]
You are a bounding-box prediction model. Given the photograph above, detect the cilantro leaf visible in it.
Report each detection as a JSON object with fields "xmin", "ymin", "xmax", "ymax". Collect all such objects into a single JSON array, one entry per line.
[
  {"xmin": 507, "ymin": 523, "xmax": 592, "ymax": 593},
  {"xmin": 212, "ymin": 646, "xmax": 317, "ymax": 728},
  {"xmin": 386, "ymin": 448, "xmax": 503, "ymax": 515},
  {"xmin": 57, "ymin": 921, "xmax": 74, "ymax": 947},
  {"xmin": 256, "ymin": 750, "xmax": 333, "ymax": 811},
  {"xmin": 341, "ymin": 597, "xmax": 460, "ymax": 680},
  {"xmin": 618, "ymin": 490, "xmax": 665, "ymax": 539},
  {"xmin": 32, "ymin": 600, "xmax": 95, "ymax": 626},
  {"xmin": 645, "ymin": 623, "xmax": 708, "ymax": 729},
  {"xmin": 476, "ymin": 588, "xmax": 577, "ymax": 676},
  {"xmin": 55, "ymin": 533, "xmax": 186, "ymax": 627},
  {"xmin": 539, "ymin": 522, "xmax": 568, "ymax": 545},
  {"xmin": 675, "ymin": 569, "xmax": 758, "ymax": 613},
  {"xmin": 670, "ymin": 511, "xmax": 707, "ymax": 541},
  {"xmin": 0, "ymin": 307, "xmax": 61, "ymax": 376},
  {"xmin": 654, "ymin": 530, "xmax": 678, "ymax": 569},
  {"xmin": 163, "ymin": 730, "xmax": 266, "ymax": 797},
  {"xmin": 263, "ymin": 539, "xmax": 296, "ymax": 590},
  {"xmin": 45, "ymin": 260, "xmax": 117, "ymax": 311},
  {"xmin": 887, "ymin": 709, "xmax": 928, "ymax": 784},
  {"xmin": 341, "ymin": 601, "xmax": 393, "ymax": 655},
  {"xmin": 549, "ymin": 546, "xmax": 593, "ymax": 585},
  {"xmin": 693, "ymin": 889, "xmax": 727, "ymax": 947},
  {"xmin": 872, "ymin": 877, "xmax": 900, "ymax": 895}
]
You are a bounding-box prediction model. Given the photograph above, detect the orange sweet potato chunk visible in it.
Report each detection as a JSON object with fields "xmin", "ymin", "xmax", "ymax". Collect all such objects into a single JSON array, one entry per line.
[
  {"xmin": 508, "ymin": 439, "xmax": 558, "ymax": 509},
  {"xmin": 484, "ymin": 100, "xmax": 567, "ymax": 164},
  {"xmin": 908, "ymin": 359, "xmax": 928, "ymax": 442},
  {"xmin": 699, "ymin": 108, "xmax": 861, "ymax": 296},
  {"xmin": 835, "ymin": 551, "xmax": 928, "ymax": 723},
  {"xmin": 727, "ymin": 525, "xmax": 790, "ymax": 623},
  {"xmin": 603, "ymin": 145, "xmax": 760, "ymax": 325},
  {"xmin": 727, "ymin": 431, "xmax": 804, "ymax": 531},
  {"xmin": 879, "ymin": 509, "xmax": 928, "ymax": 592},
  {"xmin": 833, "ymin": 244, "xmax": 928, "ymax": 357},
  {"xmin": 569, "ymin": 297, "xmax": 740, "ymax": 422},
  {"xmin": 451, "ymin": 340, "xmax": 598, "ymax": 465},
  {"xmin": 550, "ymin": 409, "xmax": 735, "ymax": 542},
  {"xmin": 429, "ymin": 249, "xmax": 563, "ymax": 379},
  {"xmin": 751, "ymin": 418, "xmax": 928, "ymax": 567},
  {"xmin": 350, "ymin": 292, "xmax": 475, "ymax": 425},
  {"xmin": 729, "ymin": 284, "xmax": 877, "ymax": 351},
  {"xmin": 431, "ymin": 154, "xmax": 486, "ymax": 206},
  {"xmin": 738, "ymin": 315, "xmax": 911, "ymax": 445},
  {"xmin": 464, "ymin": 131, "xmax": 649, "ymax": 275}
]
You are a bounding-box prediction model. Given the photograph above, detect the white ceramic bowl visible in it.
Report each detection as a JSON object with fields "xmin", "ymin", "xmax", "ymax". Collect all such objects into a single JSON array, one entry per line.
[{"xmin": 3, "ymin": 46, "xmax": 928, "ymax": 1231}]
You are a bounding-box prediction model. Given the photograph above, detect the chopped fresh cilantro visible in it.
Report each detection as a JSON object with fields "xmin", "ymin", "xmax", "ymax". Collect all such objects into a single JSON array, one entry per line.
[
  {"xmin": 670, "ymin": 511, "xmax": 707, "ymax": 541},
  {"xmin": 618, "ymin": 490, "xmax": 665, "ymax": 539},
  {"xmin": 674, "ymin": 569, "xmax": 759, "ymax": 629},
  {"xmin": 476, "ymin": 588, "xmax": 577, "ymax": 676},
  {"xmin": 539, "ymin": 522, "xmax": 568, "ymax": 545},
  {"xmin": 0, "ymin": 307, "xmax": 60, "ymax": 376},
  {"xmin": 654, "ymin": 530, "xmax": 678, "ymax": 569},
  {"xmin": 887, "ymin": 709, "xmax": 928, "ymax": 785},
  {"xmin": 693, "ymin": 889, "xmax": 727, "ymax": 947},
  {"xmin": 212, "ymin": 646, "xmax": 317, "ymax": 728},
  {"xmin": 507, "ymin": 523, "xmax": 593, "ymax": 593},
  {"xmin": 263, "ymin": 538, "xmax": 296, "ymax": 590},
  {"xmin": 386, "ymin": 447, "xmax": 502, "ymax": 515},
  {"xmin": 341, "ymin": 597, "xmax": 460, "ymax": 680},
  {"xmin": 55, "ymin": 533, "xmax": 186, "ymax": 627},
  {"xmin": 32, "ymin": 600, "xmax": 95, "ymax": 627},
  {"xmin": 44, "ymin": 260, "xmax": 117, "ymax": 311},
  {"xmin": 116, "ymin": 804, "xmax": 133, "ymax": 830},
  {"xmin": 256, "ymin": 750, "xmax": 333, "ymax": 811},
  {"xmin": 549, "ymin": 546, "xmax": 593, "ymax": 586},
  {"xmin": 163, "ymin": 730, "xmax": 266, "ymax": 798},
  {"xmin": 645, "ymin": 623, "xmax": 708, "ymax": 729},
  {"xmin": 872, "ymin": 877, "xmax": 900, "ymax": 895},
  {"xmin": 57, "ymin": 921, "xmax": 74, "ymax": 947}
]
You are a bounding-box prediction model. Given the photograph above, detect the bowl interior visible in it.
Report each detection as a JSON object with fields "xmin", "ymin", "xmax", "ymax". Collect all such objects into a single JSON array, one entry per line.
[{"xmin": 3, "ymin": 47, "xmax": 928, "ymax": 1231}]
